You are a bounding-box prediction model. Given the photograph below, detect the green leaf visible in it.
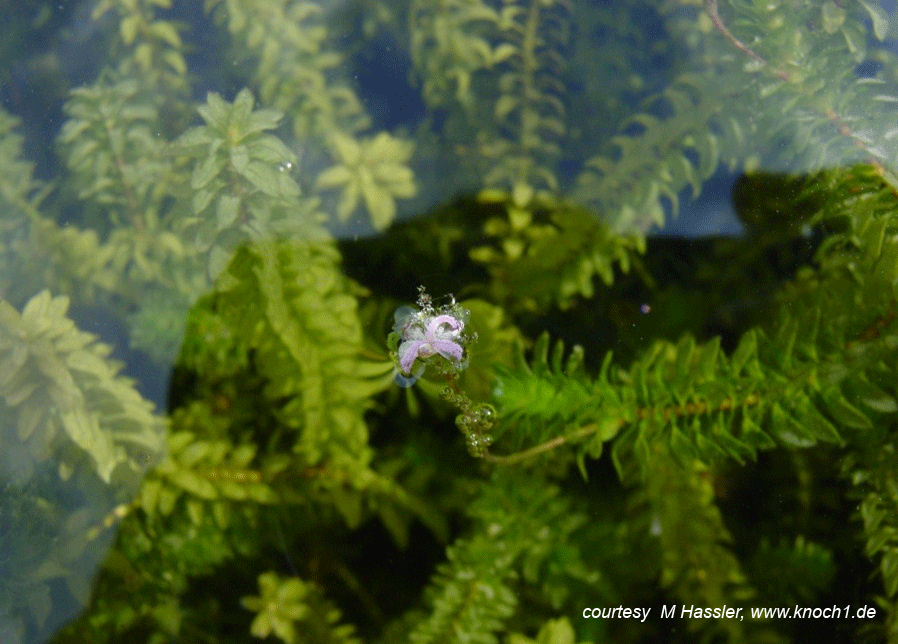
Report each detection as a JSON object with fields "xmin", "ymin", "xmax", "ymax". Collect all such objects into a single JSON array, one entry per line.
[
  {"xmin": 60, "ymin": 407, "xmax": 116, "ymax": 482},
  {"xmin": 216, "ymin": 195, "xmax": 241, "ymax": 230},
  {"xmin": 176, "ymin": 127, "xmax": 213, "ymax": 147},
  {"xmin": 822, "ymin": 388, "xmax": 873, "ymax": 429},
  {"xmin": 231, "ymin": 89, "xmax": 255, "ymax": 128},
  {"xmin": 730, "ymin": 330, "xmax": 758, "ymax": 375},
  {"xmin": 120, "ymin": 15, "xmax": 140, "ymax": 45},
  {"xmin": 141, "ymin": 477, "xmax": 162, "ymax": 514},
  {"xmin": 163, "ymin": 49, "xmax": 187, "ymax": 75},
  {"xmin": 821, "ymin": 1, "xmax": 846, "ymax": 34},
  {"xmin": 172, "ymin": 470, "xmax": 218, "ymax": 500},
  {"xmin": 230, "ymin": 144, "xmax": 249, "ymax": 172},
  {"xmin": 801, "ymin": 406, "xmax": 841, "ymax": 443},
  {"xmin": 361, "ymin": 185, "xmax": 395, "ymax": 230},
  {"xmin": 17, "ymin": 403, "xmax": 47, "ymax": 442},
  {"xmin": 854, "ymin": 378, "xmax": 898, "ymax": 414},
  {"xmin": 883, "ymin": 549, "xmax": 898, "ymax": 596},
  {"xmin": 191, "ymin": 155, "xmax": 225, "ymax": 190},
  {"xmin": 316, "ymin": 165, "xmax": 352, "ymax": 189},
  {"xmin": 240, "ymin": 161, "xmax": 286, "ymax": 196},
  {"xmin": 495, "ymin": 95, "xmax": 519, "ymax": 120},
  {"xmin": 245, "ymin": 109, "xmax": 283, "ymax": 135},
  {"xmin": 198, "ymin": 92, "xmax": 230, "ymax": 129},
  {"xmin": 150, "ymin": 20, "xmax": 182, "ymax": 47},
  {"xmin": 248, "ymin": 136, "xmax": 295, "ymax": 164},
  {"xmin": 771, "ymin": 403, "xmax": 815, "ymax": 448},
  {"xmin": 858, "ymin": 0, "xmax": 890, "ymax": 40},
  {"xmin": 331, "ymin": 131, "xmax": 360, "ymax": 163},
  {"xmin": 192, "ymin": 186, "xmax": 217, "ymax": 214},
  {"xmin": 492, "ymin": 42, "xmax": 518, "ymax": 64},
  {"xmin": 337, "ymin": 182, "xmax": 359, "ymax": 220}
]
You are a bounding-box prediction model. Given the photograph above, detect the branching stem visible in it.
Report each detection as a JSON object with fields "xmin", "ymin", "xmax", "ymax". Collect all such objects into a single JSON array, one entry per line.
[{"xmin": 705, "ymin": 0, "xmax": 767, "ymax": 66}]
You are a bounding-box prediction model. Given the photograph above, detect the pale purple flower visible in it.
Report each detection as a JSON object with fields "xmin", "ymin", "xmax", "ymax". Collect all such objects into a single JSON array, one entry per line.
[
  {"xmin": 390, "ymin": 289, "xmax": 473, "ymax": 387},
  {"xmin": 397, "ymin": 314, "xmax": 465, "ymax": 374}
]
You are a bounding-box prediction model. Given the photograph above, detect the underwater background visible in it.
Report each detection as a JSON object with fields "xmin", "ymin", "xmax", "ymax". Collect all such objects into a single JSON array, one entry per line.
[{"xmin": 4, "ymin": 0, "xmax": 898, "ymax": 643}]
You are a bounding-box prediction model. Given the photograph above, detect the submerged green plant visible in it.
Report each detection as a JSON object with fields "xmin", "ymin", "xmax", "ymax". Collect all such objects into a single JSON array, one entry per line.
[{"xmin": 2, "ymin": 1, "xmax": 898, "ymax": 644}]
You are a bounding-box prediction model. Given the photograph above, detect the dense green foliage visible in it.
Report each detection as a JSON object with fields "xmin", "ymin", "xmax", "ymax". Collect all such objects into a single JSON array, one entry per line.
[{"xmin": 2, "ymin": 1, "xmax": 898, "ymax": 643}]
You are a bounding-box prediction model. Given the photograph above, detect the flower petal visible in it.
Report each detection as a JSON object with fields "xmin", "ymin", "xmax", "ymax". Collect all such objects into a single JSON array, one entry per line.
[
  {"xmin": 398, "ymin": 340, "xmax": 426, "ymax": 373},
  {"xmin": 432, "ymin": 339, "xmax": 464, "ymax": 363},
  {"xmin": 426, "ymin": 314, "xmax": 462, "ymax": 338}
]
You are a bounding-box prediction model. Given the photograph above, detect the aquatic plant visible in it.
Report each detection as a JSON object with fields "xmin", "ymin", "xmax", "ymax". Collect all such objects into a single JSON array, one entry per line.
[{"xmin": 0, "ymin": 1, "xmax": 897, "ymax": 643}]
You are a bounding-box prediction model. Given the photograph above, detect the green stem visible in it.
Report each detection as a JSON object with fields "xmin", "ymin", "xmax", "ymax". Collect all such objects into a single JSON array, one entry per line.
[{"xmin": 482, "ymin": 422, "xmax": 598, "ymax": 465}]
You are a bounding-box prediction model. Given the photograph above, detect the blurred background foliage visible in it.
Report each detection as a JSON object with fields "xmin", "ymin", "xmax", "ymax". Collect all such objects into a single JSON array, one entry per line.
[{"xmin": 0, "ymin": 1, "xmax": 898, "ymax": 643}]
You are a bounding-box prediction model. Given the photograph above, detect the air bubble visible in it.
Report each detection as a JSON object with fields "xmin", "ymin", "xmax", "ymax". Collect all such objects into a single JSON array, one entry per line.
[
  {"xmin": 472, "ymin": 404, "xmax": 496, "ymax": 428},
  {"xmin": 466, "ymin": 435, "xmax": 486, "ymax": 457}
]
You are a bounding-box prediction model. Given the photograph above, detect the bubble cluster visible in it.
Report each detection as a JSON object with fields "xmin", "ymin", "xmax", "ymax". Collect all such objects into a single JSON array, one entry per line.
[
  {"xmin": 456, "ymin": 403, "xmax": 497, "ymax": 457},
  {"xmin": 465, "ymin": 431, "xmax": 494, "ymax": 458},
  {"xmin": 441, "ymin": 386, "xmax": 468, "ymax": 409}
]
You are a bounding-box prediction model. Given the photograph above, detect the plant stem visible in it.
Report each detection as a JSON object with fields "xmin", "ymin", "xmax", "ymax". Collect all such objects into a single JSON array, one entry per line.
[{"xmin": 483, "ymin": 422, "xmax": 598, "ymax": 465}]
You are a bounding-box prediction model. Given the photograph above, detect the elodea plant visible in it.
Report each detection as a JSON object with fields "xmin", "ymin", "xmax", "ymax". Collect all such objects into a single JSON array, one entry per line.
[{"xmin": 1, "ymin": 1, "xmax": 898, "ymax": 644}]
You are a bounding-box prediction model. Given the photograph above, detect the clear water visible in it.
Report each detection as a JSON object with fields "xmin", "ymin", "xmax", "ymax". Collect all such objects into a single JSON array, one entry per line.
[{"xmin": 0, "ymin": 2, "xmax": 895, "ymax": 643}]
